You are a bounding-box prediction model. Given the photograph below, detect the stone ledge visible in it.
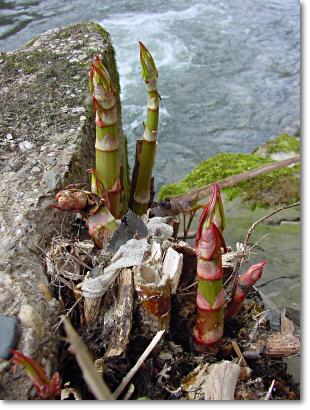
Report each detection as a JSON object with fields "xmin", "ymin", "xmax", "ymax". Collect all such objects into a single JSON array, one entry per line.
[{"xmin": 0, "ymin": 22, "xmax": 124, "ymax": 399}]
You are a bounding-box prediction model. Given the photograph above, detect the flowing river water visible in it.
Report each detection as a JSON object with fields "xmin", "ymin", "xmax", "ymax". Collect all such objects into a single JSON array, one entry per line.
[{"xmin": 0, "ymin": 0, "xmax": 300, "ymax": 189}]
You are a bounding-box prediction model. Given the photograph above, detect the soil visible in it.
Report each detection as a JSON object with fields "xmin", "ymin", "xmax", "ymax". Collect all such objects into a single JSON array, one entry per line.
[{"xmin": 44, "ymin": 218, "xmax": 300, "ymax": 401}]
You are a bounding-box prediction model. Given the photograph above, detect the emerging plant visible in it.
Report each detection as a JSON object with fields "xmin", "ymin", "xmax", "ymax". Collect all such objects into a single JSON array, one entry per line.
[
  {"xmin": 10, "ymin": 350, "xmax": 61, "ymax": 399},
  {"xmin": 193, "ymin": 184, "xmax": 226, "ymax": 348},
  {"xmin": 130, "ymin": 42, "xmax": 160, "ymax": 215},
  {"xmin": 89, "ymin": 55, "xmax": 122, "ymax": 218},
  {"xmin": 53, "ymin": 44, "xmax": 161, "ymax": 248},
  {"xmin": 53, "ymin": 184, "xmax": 117, "ymax": 248},
  {"xmin": 226, "ymin": 260, "xmax": 266, "ymax": 318}
]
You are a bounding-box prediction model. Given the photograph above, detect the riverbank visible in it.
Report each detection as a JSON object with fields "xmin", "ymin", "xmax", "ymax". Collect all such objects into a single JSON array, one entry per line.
[{"xmin": 0, "ymin": 22, "xmax": 300, "ymax": 399}]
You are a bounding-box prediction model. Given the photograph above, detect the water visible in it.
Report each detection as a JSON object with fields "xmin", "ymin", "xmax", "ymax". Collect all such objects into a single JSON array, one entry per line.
[{"xmin": 0, "ymin": 0, "xmax": 300, "ymax": 190}]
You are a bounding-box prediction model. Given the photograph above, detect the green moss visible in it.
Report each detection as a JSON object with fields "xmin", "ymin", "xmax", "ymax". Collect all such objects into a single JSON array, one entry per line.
[
  {"xmin": 182, "ymin": 153, "xmax": 271, "ymax": 189},
  {"xmin": 254, "ymin": 133, "xmax": 300, "ymax": 155},
  {"xmin": 158, "ymin": 152, "xmax": 300, "ymax": 208},
  {"xmin": 158, "ymin": 182, "xmax": 188, "ymax": 199},
  {"xmin": 1, "ymin": 49, "xmax": 51, "ymax": 74}
]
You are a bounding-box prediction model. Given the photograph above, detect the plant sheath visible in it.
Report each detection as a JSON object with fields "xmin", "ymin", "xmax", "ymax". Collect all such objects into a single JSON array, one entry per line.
[
  {"xmin": 90, "ymin": 55, "xmax": 121, "ymax": 217},
  {"xmin": 131, "ymin": 42, "xmax": 160, "ymax": 215}
]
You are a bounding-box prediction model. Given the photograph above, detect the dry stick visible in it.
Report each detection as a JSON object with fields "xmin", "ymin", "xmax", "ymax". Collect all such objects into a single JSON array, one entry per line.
[
  {"xmin": 231, "ymin": 340, "xmax": 248, "ymax": 367},
  {"xmin": 168, "ymin": 155, "xmax": 300, "ymax": 215},
  {"xmin": 67, "ymin": 253, "xmax": 92, "ymax": 271},
  {"xmin": 184, "ymin": 210, "xmax": 197, "ymax": 241},
  {"xmin": 182, "ymin": 213, "xmax": 186, "ymax": 240},
  {"xmin": 178, "ymin": 155, "xmax": 300, "ymax": 203},
  {"xmin": 229, "ymin": 201, "xmax": 300, "ymax": 299},
  {"xmin": 114, "ymin": 329, "xmax": 165, "ymax": 399},
  {"xmin": 53, "ymin": 296, "xmax": 83, "ymax": 333},
  {"xmin": 264, "ymin": 379, "xmax": 275, "ymax": 400},
  {"xmin": 243, "ymin": 201, "xmax": 300, "ymax": 246},
  {"xmin": 123, "ymin": 384, "xmax": 135, "ymax": 400}
]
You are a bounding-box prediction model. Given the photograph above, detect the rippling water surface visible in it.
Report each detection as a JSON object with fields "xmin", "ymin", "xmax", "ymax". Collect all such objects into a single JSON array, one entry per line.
[{"xmin": 0, "ymin": 0, "xmax": 300, "ymax": 189}]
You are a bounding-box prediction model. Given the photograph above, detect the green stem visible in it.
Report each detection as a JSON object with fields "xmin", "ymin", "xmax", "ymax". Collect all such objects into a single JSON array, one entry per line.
[
  {"xmin": 131, "ymin": 42, "xmax": 159, "ymax": 215},
  {"xmin": 90, "ymin": 55, "xmax": 121, "ymax": 218}
]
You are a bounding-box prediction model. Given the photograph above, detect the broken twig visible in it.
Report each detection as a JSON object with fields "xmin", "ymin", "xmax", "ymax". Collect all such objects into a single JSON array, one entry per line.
[
  {"xmin": 244, "ymin": 202, "xmax": 300, "ymax": 247},
  {"xmin": 113, "ymin": 329, "xmax": 165, "ymax": 399},
  {"xmin": 264, "ymin": 379, "xmax": 275, "ymax": 400}
]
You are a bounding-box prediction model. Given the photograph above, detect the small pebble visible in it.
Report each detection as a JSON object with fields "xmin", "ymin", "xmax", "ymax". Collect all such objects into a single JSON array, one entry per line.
[
  {"xmin": 31, "ymin": 166, "xmax": 41, "ymax": 174},
  {"xmin": 19, "ymin": 141, "xmax": 33, "ymax": 151},
  {"xmin": 14, "ymin": 214, "xmax": 23, "ymax": 224},
  {"xmin": 15, "ymin": 228, "xmax": 23, "ymax": 237},
  {"xmin": 18, "ymin": 304, "xmax": 44, "ymax": 339},
  {"xmin": 43, "ymin": 171, "xmax": 60, "ymax": 190},
  {"xmin": 6, "ymin": 133, "xmax": 13, "ymax": 140},
  {"xmin": 80, "ymin": 115, "xmax": 86, "ymax": 122},
  {"xmin": 78, "ymin": 53, "xmax": 88, "ymax": 61},
  {"xmin": 72, "ymin": 106, "xmax": 86, "ymax": 114}
]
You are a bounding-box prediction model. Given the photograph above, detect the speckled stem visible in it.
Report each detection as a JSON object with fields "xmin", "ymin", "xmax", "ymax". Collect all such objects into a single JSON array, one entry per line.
[
  {"xmin": 90, "ymin": 55, "xmax": 121, "ymax": 218},
  {"xmin": 193, "ymin": 184, "xmax": 226, "ymax": 347}
]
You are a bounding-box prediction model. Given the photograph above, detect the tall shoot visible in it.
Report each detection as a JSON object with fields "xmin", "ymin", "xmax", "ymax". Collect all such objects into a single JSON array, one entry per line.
[
  {"xmin": 90, "ymin": 55, "xmax": 122, "ymax": 218},
  {"xmin": 193, "ymin": 184, "xmax": 226, "ymax": 348},
  {"xmin": 130, "ymin": 42, "xmax": 160, "ymax": 215}
]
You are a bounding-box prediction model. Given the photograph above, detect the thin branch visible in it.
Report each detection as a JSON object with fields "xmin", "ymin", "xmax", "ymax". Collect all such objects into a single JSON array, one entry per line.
[
  {"xmin": 264, "ymin": 379, "xmax": 275, "ymax": 400},
  {"xmin": 175, "ymin": 156, "xmax": 300, "ymax": 205},
  {"xmin": 182, "ymin": 213, "xmax": 186, "ymax": 240},
  {"xmin": 113, "ymin": 330, "xmax": 165, "ymax": 399},
  {"xmin": 67, "ymin": 253, "xmax": 92, "ymax": 271},
  {"xmin": 184, "ymin": 210, "xmax": 197, "ymax": 241},
  {"xmin": 231, "ymin": 340, "xmax": 248, "ymax": 367},
  {"xmin": 53, "ymin": 296, "xmax": 82, "ymax": 333},
  {"xmin": 226, "ymin": 201, "xmax": 300, "ymax": 299},
  {"xmin": 178, "ymin": 281, "xmax": 198, "ymax": 293},
  {"xmin": 244, "ymin": 202, "xmax": 300, "ymax": 246}
]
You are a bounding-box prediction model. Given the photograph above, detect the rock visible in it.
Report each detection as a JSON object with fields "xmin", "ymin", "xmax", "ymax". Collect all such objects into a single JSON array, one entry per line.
[
  {"xmin": 31, "ymin": 166, "xmax": 41, "ymax": 174},
  {"xmin": 269, "ymin": 151, "xmax": 297, "ymax": 161},
  {"xmin": 78, "ymin": 53, "xmax": 88, "ymax": 61},
  {"xmin": 107, "ymin": 209, "xmax": 148, "ymax": 253},
  {"xmin": 0, "ymin": 315, "xmax": 19, "ymax": 359},
  {"xmin": 0, "ymin": 22, "xmax": 127, "ymax": 400},
  {"xmin": 72, "ymin": 106, "xmax": 86, "ymax": 114},
  {"xmin": 18, "ymin": 304, "xmax": 44, "ymax": 340},
  {"xmin": 19, "ymin": 141, "xmax": 33, "ymax": 151},
  {"xmin": 43, "ymin": 171, "xmax": 60, "ymax": 190}
]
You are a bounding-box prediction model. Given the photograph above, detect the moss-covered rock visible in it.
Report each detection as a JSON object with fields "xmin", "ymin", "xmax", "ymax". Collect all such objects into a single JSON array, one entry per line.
[
  {"xmin": 158, "ymin": 135, "xmax": 300, "ymax": 209},
  {"xmin": 253, "ymin": 133, "xmax": 300, "ymax": 155}
]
